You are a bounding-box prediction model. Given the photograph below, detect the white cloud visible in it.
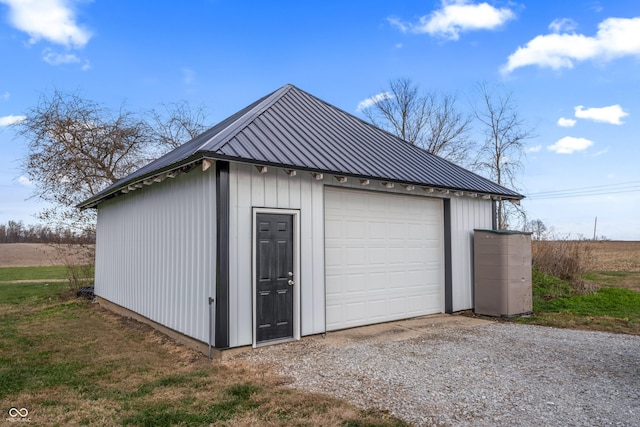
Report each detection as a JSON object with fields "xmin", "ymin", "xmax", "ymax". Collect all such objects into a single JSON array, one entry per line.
[
  {"xmin": 387, "ymin": 17, "xmax": 408, "ymax": 33},
  {"xmin": 0, "ymin": 114, "xmax": 26, "ymax": 126},
  {"xmin": 40, "ymin": 48, "xmax": 90, "ymax": 70},
  {"xmin": 42, "ymin": 49, "xmax": 80, "ymax": 65},
  {"xmin": 592, "ymin": 147, "xmax": 609, "ymax": 156},
  {"xmin": 356, "ymin": 92, "xmax": 394, "ymax": 112},
  {"xmin": 574, "ymin": 104, "xmax": 628, "ymax": 125},
  {"xmin": 0, "ymin": 0, "xmax": 92, "ymax": 48},
  {"xmin": 18, "ymin": 176, "xmax": 33, "ymax": 186},
  {"xmin": 502, "ymin": 17, "xmax": 640, "ymax": 73},
  {"xmin": 526, "ymin": 145, "xmax": 542, "ymax": 153},
  {"xmin": 389, "ymin": 0, "xmax": 515, "ymax": 40},
  {"xmin": 549, "ymin": 18, "xmax": 577, "ymax": 33},
  {"xmin": 547, "ymin": 136, "xmax": 594, "ymax": 154},
  {"xmin": 1, "ymin": 92, "xmax": 9, "ymax": 101},
  {"xmin": 557, "ymin": 117, "xmax": 576, "ymax": 127}
]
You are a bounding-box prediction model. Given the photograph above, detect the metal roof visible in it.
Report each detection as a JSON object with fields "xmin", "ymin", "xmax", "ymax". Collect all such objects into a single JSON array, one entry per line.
[{"xmin": 79, "ymin": 84, "xmax": 523, "ymax": 208}]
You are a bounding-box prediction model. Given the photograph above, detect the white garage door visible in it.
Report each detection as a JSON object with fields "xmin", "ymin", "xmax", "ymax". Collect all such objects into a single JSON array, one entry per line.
[{"xmin": 324, "ymin": 187, "xmax": 444, "ymax": 331}]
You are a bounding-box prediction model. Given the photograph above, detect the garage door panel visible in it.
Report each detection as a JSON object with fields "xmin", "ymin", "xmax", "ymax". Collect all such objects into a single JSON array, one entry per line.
[
  {"xmin": 324, "ymin": 247, "xmax": 344, "ymax": 269},
  {"xmin": 325, "ymin": 187, "xmax": 444, "ymax": 331},
  {"xmin": 346, "ymin": 273, "xmax": 366, "ymax": 293}
]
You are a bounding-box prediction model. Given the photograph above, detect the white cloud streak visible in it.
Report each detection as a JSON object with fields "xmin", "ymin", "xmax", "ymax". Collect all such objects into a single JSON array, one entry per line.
[
  {"xmin": 0, "ymin": 114, "xmax": 26, "ymax": 127},
  {"xmin": 526, "ymin": 145, "xmax": 542, "ymax": 153},
  {"xmin": 0, "ymin": 0, "xmax": 92, "ymax": 48},
  {"xmin": 574, "ymin": 104, "xmax": 628, "ymax": 125},
  {"xmin": 547, "ymin": 136, "xmax": 594, "ymax": 154},
  {"xmin": 389, "ymin": 0, "xmax": 515, "ymax": 40},
  {"xmin": 356, "ymin": 92, "xmax": 393, "ymax": 112},
  {"xmin": 549, "ymin": 18, "xmax": 577, "ymax": 33},
  {"xmin": 1, "ymin": 92, "xmax": 9, "ymax": 101},
  {"xmin": 503, "ymin": 17, "xmax": 640, "ymax": 73},
  {"xmin": 557, "ymin": 117, "xmax": 576, "ymax": 127},
  {"xmin": 42, "ymin": 49, "xmax": 81, "ymax": 65}
]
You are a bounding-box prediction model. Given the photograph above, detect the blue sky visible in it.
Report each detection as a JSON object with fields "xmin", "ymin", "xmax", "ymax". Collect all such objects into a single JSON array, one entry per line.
[{"xmin": 0, "ymin": 0, "xmax": 638, "ymax": 240}]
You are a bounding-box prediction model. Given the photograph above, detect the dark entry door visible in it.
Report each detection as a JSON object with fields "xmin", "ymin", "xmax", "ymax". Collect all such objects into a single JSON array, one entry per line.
[{"xmin": 256, "ymin": 213, "xmax": 294, "ymax": 343}]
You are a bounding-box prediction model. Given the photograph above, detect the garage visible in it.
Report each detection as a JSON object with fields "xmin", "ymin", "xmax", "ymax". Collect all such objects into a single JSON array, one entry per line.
[{"xmin": 324, "ymin": 187, "xmax": 444, "ymax": 331}]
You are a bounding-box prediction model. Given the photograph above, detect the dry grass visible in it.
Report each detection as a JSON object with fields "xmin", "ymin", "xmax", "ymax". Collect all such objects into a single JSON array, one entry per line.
[
  {"xmin": 532, "ymin": 240, "xmax": 596, "ymax": 293},
  {"xmin": 533, "ymin": 240, "xmax": 640, "ymax": 293}
]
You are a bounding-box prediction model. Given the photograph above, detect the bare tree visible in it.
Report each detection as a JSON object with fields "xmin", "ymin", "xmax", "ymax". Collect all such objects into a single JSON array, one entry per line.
[
  {"xmin": 473, "ymin": 82, "xmax": 534, "ymax": 229},
  {"xmin": 528, "ymin": 219, "xmax": 547, "ymax": 240},
  {"xmin": 361, "ymin": 78, "xmax": 473, "ymax": 165},
  {"xmin": 13, "ymin": 89, "xmax": 209, "ymax": 236},
  {"xmin": 15, "ymin": 90, "xmax": 151, "ymax": 235},
  {"xmin": 147, "ymin": 100, "xmax": 208, "ymax": 152}
]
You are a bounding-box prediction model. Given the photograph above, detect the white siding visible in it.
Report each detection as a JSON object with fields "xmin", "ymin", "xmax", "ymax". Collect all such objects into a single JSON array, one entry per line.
[
  {"xmin": 228, "ymin": 163, "xmax": 325, "ymax": 347},
  {"xmin": 96, "ymin": 160, "xmax": 492, "ymax": 349},
  {"xmin": 450, "ymin": 197, "xmax": 493, "ymax": 311},
  {"xmin": 95, "ymin": 166, "xmax": 216, "ymax": 343},
  {"xmin": 228, "ymin": 165, "xmax": 491, "ymax": 346}
]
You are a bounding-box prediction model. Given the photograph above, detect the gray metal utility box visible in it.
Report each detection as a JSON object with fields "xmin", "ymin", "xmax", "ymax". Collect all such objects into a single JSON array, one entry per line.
[{"xmin": 473, "ymin": 229, "xmax": 532, "ymax": 317}]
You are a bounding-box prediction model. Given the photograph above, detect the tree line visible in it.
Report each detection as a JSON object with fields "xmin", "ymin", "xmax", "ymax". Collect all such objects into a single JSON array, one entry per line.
[{"xmin": 0, "ymin": 220, "xmax": 95, "ymax": 244}]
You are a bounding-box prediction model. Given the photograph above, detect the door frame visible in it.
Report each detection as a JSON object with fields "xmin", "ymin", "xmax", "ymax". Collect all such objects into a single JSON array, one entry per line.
[{"xmin": 252, "ymin": 207, "xmax": 301, "ymax": 348}]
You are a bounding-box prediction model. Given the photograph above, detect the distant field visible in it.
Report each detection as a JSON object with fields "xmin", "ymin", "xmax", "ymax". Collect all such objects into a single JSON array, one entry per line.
[
  {"xmin": 2, "ymin": 241, "xmax": 637, "ymax": 269},
  {"xmin": 0, "ymin": 243, "xmax": 94, "ymax": 267},
  {"xmin": 581, "ymin": 241, "xmax": 640, "ymax": 272}
]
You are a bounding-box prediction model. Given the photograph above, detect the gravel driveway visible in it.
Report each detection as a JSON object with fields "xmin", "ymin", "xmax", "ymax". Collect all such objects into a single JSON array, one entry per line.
[{"xmin": 233, "ymin": 316, "xmax": 640, "ymax": 426}]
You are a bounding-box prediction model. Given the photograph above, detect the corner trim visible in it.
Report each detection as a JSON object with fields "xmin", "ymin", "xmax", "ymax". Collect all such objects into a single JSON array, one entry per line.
[
  {"xmin": 443, "ymin": 199, "xmax": 453, "ymax": 314},
  {"xmin": 215, "ymin": 161, "xmax": 230, "ymax": 348}
]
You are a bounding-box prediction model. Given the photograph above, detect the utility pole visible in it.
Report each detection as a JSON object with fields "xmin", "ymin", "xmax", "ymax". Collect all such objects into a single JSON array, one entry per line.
[{"xmin": 593, "ymin": 216, "xmax": 597, "ymax": 241}]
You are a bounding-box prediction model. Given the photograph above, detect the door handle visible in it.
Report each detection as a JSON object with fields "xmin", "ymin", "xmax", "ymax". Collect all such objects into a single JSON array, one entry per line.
[{"xmin": 288, "ymin": 279, "xmax": 295, "ymax": 286}]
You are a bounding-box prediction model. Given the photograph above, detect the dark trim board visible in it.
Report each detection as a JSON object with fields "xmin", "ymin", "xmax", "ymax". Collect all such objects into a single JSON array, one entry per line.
[
  {"xmin": 443, "ymin": 198, "xmax": 453, "ymax": 314},
  {"xmin": 215, "ymin": 161, "xmax": 230, "ymax": 349}
]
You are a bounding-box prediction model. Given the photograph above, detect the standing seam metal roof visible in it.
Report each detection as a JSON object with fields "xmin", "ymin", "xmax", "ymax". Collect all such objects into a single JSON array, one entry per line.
[{"xmin": 79, "ymin": 84, "xmax": 523, "ymax": 208}]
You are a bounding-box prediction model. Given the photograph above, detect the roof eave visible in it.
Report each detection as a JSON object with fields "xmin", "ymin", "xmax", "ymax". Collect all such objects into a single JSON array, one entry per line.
[
  {"xmin": 77, "ymin": 152, "xmax": 209, "ymax": 210},
  {"xmin": 204, "ymin": 153, "xmax": 525, "ymax": 200}
]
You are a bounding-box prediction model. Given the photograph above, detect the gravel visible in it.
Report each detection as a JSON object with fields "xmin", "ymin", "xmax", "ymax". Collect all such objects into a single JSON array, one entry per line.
[{"xmin": 233, "ymin": 320, "xmax": 640, "ymax": 426}]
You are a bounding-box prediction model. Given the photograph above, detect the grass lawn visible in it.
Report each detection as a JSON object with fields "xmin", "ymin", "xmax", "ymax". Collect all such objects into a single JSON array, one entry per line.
[
  {"xmin": 517, "ymin": 270, "xmax": 640, "ymax": 335},
  {"xmin": 0, "ymin": 279, "xmax": 406, "ymax": 426},
  {"xmin": 0, "ymin": 265, "xmax": 94, "ymax": 282}
]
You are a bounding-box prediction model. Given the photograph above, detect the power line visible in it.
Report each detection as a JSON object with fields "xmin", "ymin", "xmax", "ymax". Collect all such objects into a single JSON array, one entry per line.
[
  {"xmin": 527, "ymin": 180, "xmax": 640, "ymax": 197},
  {"xmin": 526, "ymin": 181, "xmax": 640, "ymax": 200}
]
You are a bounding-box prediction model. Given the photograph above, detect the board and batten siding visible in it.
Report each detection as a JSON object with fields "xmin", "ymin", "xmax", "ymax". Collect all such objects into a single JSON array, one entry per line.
[
  {"xmin": 228, "ymin": 162, "xmax": 326, "ymax": 348},
  {"xmin": 228, "ymin": 162, "xmax": 492, "ymax": 347},
  {"xmin": 95, "ymin": 166, "xmax": 217, "ymax": 344},
  {"xmin": 449, "ymin": 196, "xmax": 493, "ymax": 311}
]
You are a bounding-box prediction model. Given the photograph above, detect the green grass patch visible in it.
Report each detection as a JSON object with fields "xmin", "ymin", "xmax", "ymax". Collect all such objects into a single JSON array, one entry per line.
[
  {"xmin": 519, "ymin": 270, "xmax": 640, "ymax": 334},
  {"xmin": 0, "ymin": 265, "xmax": 94, "ymax": 282},
  {"xmin": 532, "ymin": 269, "xmax": 573, "ymax": 301},
  {"xmin": 0, "ymin": 281, "xmax": 68, "ymax": 305},
  {"xmin": 121, "ymin": 383, "xmax": 261, "ymax": 426},
  {"xmin": 539, "ymin": 287, "xmax": 640, "ymax": 319}
]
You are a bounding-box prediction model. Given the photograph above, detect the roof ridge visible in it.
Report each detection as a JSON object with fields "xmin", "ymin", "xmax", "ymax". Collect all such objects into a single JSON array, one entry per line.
[{"xmin": 204, "ymin": 84, "xmax": 295, "ymax": 155}]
